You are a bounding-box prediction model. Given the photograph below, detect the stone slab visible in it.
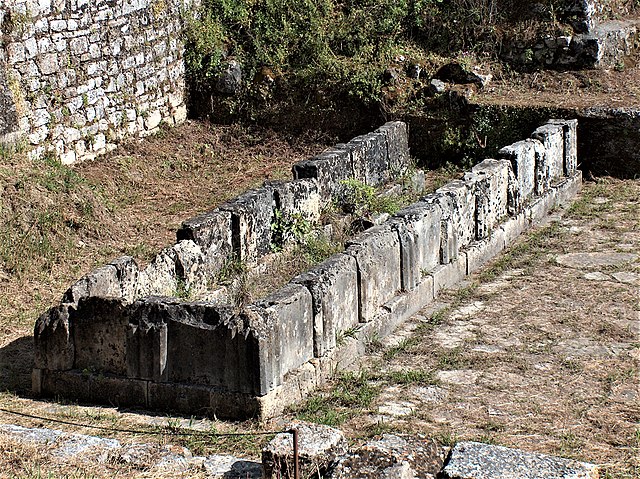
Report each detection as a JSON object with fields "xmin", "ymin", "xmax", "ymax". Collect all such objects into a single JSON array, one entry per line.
[
  {"xmin": 441, "ymin": 441, "xmax": 598, "ymax": 479},
  {"xmin": 293, "ymin": 254, "xmax": 359, "ymax": 357},
  {"xmin": 549, "ymin": 119, "xmax": 579, "ymax": 175},
  {"xmin": 531, "ymin": 123, "xmax": 565, "ymax": 184},
  {"xmin": 434, "ymin": 181, "xmax": 476, "ymax": 250},
  {"xmin": 176, "ymin": 209, "xmax": 233, "ymax": 275},
  {"xmin": 556, "ymin": 252, "xmax": 638, "ymax": 269},
  {"xmin": 346, "ymin": 225, "xmax": 402, "ymax": 322},
  {"xmin": 293, "ymin": 148, "xmax": 353, "ymax": 201},
  {"xmin": 344, "ymin": 132, "xmax": 390, "ymax": 186},
  {"xmin": 470, "ymin": 159, "xmax": 510, "ymax": 238},
  {"xmin": 375, "ymin": 121, "xmax": 411, "ymax": 176},
  {"xmin": 267, "ymin": 178, "xmax": 322, "ymax": 223},
  {"xmin": 34, "ymin": 304, "xmax": 74, "ymax": 371},
  {"xmin": 498, "ymin": 139, "xmax": 545, "ymax": 207},
  {"xmin": 430, "ymin": 253, "xmax": 468, "ymax": 297},
  {"xmin": 391, "ymin": 201, "xmax": 442, "ymax": 291},
  {"xmin": 466, "ymin": 228, "xmax": 507, "ymax": 275},
  {"xmin": 219, "ymin": 187, "xmax": 274, "ymax": 264}
]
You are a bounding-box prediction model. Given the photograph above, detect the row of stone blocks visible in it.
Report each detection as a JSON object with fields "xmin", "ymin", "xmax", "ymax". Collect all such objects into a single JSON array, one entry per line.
[{"xmin": 33, "ymin": 119, "xmax": 581, "ymax": 419}]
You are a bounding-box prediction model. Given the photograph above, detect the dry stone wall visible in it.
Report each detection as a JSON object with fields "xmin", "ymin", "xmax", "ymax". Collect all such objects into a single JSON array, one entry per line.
[
  {"xmin": 0, "ymin": 0, "xmax": 193, "ymax": 163},
  {"xmin": 33, "ymin": 120, "xmax": 582, "ymax": 419}
]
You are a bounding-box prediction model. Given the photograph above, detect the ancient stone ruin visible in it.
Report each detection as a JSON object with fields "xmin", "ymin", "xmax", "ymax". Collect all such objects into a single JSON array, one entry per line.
[{"xmin": 33, "ymin": 119, "xmax": 581, "ymax": 419}]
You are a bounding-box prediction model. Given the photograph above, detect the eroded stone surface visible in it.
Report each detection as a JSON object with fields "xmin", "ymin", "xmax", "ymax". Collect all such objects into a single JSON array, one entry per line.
[
  {"xmin": 556, "ymin": 252, "xmax": 638, "ymax": 269},
  {"xmin": 441, "ymin": 441, "xmax": 598, "ymax": 479}
]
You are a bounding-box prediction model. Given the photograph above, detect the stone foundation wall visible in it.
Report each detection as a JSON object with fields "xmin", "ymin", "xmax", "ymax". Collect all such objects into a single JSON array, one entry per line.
[
  {"xmin": 0, "ymin": 0, "xmax": 193, "ymax": 163},
  {"xmin": 33, "ymin": 120, "xmax": 581, "ymax": 419}
]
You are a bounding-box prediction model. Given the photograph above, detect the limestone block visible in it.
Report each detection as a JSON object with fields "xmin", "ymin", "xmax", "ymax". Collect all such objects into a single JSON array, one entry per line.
[
  {"xmin": 335, "ymin": 140, "xmax": 367, "ymax": 184},
  {"xmin": 255, "ymin": 283, "xmax": 314, "ymax": 390},
  {"xmin": 135, "ymin": 247, "xmax": 178, "ymax": 298},
  {"xmin": 346, "ymin": 132, "xmax": 390, "ymax": 186},
  {"xmin": 40, "ymin": 370, "xmax": 148, "ymax": 408},
  {"xmin": 375, "ymin": 121, "xmax": 411, "ymax": 176},
  {"xmin": 262, "ymin": 422, "xmax": 348, "ymax": 479},
  {"xmin": 33, "ymin": 304, "xmax": 74, "ymax": 370},
  {"xmin": 391, "ymin": 201, "xmax": 442, "ymax": 291},
  {"xmin": 422, "ymin": 193, "xmax": 458, "ymax": 265},
  {"xmin": 293, "ymin": 253, "xmax": 359, "ymax": 357},
  {"xmin": 267, "ymin": 178, "xmax": 321, "ymax": 223},
  {"xmin": 466, "ymin": 228, "xmax": 507, "ymax": 274},
  {"xmin": 71, "ymin": 296, "xmax": 129, "ymax": 376},
  {"xmin": 293, "ymin": 148, "xmax": 353, "ymax": 201},
  {"xmin": 346, "ymin": 225, "xmax": 401, "ymax": 322},
  {"xmin": 156, "ymin": 299, "xmax": 261, "ymax": 394},
  {"xmin": 498, "ymin": 139, "xmax": 545, "ymax": 206},
  {"xmin": 532, "ymin": 123, "xmax": 565, "ymax": 183},
  {"xmin": 109, "ymin": 256, "xmax": 140, "ymax": 303},
  {"xmin": 219, "ymin": 187, "xmax": 274, "ymax": 265},
  {"xmin": 171, "ymin": 240, "xmax": 206, "ymax": 296},
  {"xmin": 62, "ymin": 264, "xmax": 123, "ymax": 305},
  {"xmin": 441, "ymin": 441, "xmax": 598, "ymax": 479},
  {"xmin": 177, "ymin": 209, "xmax": 233, "ymax": 276},
  {"xmin": 549, "ymin": 119, "xmax": 578, "ymax": 175},
  {"xmin": 435, "ymin": 180, "xmax": 476, "ymax": 250},
  {"xmin": 430, "ymin": 253, "xmax": 467, "ymax": 297},
  {"xmin": 470, "ymin": 159, "xmax": 509, "ymax": 233},
  {"xmin": 329, "ymin": 434, "xmax": 444, "ymax": 479},
  {"xmin": 500, "ymin": 212, "xmax": 529, "ymax": 247}
]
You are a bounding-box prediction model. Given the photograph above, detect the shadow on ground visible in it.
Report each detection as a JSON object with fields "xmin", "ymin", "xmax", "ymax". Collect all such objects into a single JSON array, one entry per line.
[{"xmin": 0, "ymin": 336, "xmax": 33, "ymax": 396}]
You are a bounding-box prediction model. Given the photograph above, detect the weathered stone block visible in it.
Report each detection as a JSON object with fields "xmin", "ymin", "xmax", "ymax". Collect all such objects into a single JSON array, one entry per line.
[
  {"xmin": 62, "ymin": 264, "xmax": 122, "ymax": 305},
  {"xmin": 172, "ymin": 240, "xmax": 206, "ymax": 296},
  {"xmin": 466, "ymin": 228, "xmax": 507, "ymax": 274},
  {"xmin": 255, "ymin": 283, "xmax": 314, "ymax": 388},
  {"xmin": 469, "ymin": 159, "xmax": 510, "ymax": 236},
  {"xmin": 532, "ymin": 123, "xmax": 565, "ymax": 183},
  {"xmin": 375, "ymin": 121, "xmax": 410, "ymax": 176},
  {"xmin": 498, "ymin": 139, "xmax": 545, "ymax": 206},
  {"xmin": 109, "ymin": 256, "xmax": 139, "ymax": 303},
  {"xmin": 293, "ymin": 148, "xmax": 353, "ymax": 201},
  {"xmin": 335, "ymin": 140, "xmax": 367, "ymax": 184},
  {"xmin": 346, "ymin": 225, "xmax": 401, "ymax": 322},
  {"xmin": 554, "ymin": 170, "xmax": 582, "ymax": 206},
  {"xmin": 441, "ymin": 441, "xmax": 598, "ymax": 479},
  {"xmin": 177, "ymin": 209, "xmax": 233, "ymax": 275},
  {"xmin": 346, "ymin": 132, "xmax": 390, "ymax": 186},
  {"xmin": 262, "ymin": 422, "xmax": 348, "ymax": 479},
  {"xmin": 135, "ymin": 247, "xmax": 178, "ymax": 298},
  {"xmin": 391, "ymin": 201, "xmax": 442, "ymax": 291},
  {"xmin": 430, "ymin": 253, "xmax": 467, "ymax": 297},
  {"xmin": 219, "ymin": 187, "xmax": 274, "ymax": 265},
  {"xmin": 267, "ymin": 178, "xmax": 322, "ymax": 223},
  {"xmin": 329, "ymin": 434, "xmax": 444, "ymax": 479},
  {"xmin": 34, "ymin": 304, "xmax": 74, "ymax": 370},
  {"xmin": 40, "ymin": 370, "xmax": 148, "ymax": 408},
  {"xmin": 71, "ymin": 296, "xmax": 129, "ymax": 375},
  {"xmin": 549, "ymin": 119, "xmax": 579, "ymax": 175},
  {"xmin": 434, "ymin": 180, "xmax": 476, "ymax": 250},
  {"xmin": 293, "ymin": 254, "xmax": 359, "ymax": 357},
  {"xmin": 422, "ymin": 192, "xmax": 459, "ymax": 265}
]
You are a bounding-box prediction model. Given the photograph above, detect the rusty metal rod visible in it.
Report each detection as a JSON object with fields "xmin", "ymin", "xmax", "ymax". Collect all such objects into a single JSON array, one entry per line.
[{"xmin": 291, "ymin": 428, "xmax": 300, "ymax": 479}]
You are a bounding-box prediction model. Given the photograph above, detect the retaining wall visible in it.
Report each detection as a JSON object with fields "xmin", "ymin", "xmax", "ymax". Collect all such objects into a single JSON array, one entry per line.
[
  {"xmin": 0, "ymin": 0, "xmax": 193, "ymax": 163},
  {"xmin": 33, "ymin": 120, "xmax": 582, "ymax": 419}
]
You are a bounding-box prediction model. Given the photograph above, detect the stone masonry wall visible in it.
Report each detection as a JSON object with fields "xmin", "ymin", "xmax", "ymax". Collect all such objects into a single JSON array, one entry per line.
[
  {"xmin": 0, "ymin": 0, "xmax": 194, "ymax": 163},
  {"xmin": 32, "ymin": 120, "xmax": 582, "ymax": 419}
]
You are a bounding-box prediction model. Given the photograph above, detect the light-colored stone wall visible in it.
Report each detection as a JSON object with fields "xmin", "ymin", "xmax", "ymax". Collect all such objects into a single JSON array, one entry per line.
[{"xmin": 0, "ymin": 0, "xmax": 194, "ymax": 163}]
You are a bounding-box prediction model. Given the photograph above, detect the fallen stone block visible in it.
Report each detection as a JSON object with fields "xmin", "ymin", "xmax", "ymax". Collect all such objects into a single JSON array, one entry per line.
[
  {"xmin": 441, "ymin": 441, "xmax": 598, "ymax": 479},
  {"xmin": 328, "ymin": 434, "xmax": 444, "ymax": 479},
  {"xmin": 293, "ymin": 148, "xmax": 353, "ymax": 201},
  {"xmin": 219, "ymin": 187, "xmax": 274, "ymax": 264},
  {"xmin": 177, "ymin": 209, "xmax": 233, "ymax": 276},
  {"xmin": 391, "ymin": 201, "xmax": 442, "ymax": 291},
  {"xmin": 293, "ymin": 253, "xmax": 359, "ymax": 357},
  {"xmin": 262, "ymin": 422, "xmax": 348, "ymax": 479},
  {"xmin": 346, "ymin": 225, "xmax": 402, "ymax": 322},
  {"xmin": 375, "ymin": 121, "xmax": 411, "ymax": 176}
]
